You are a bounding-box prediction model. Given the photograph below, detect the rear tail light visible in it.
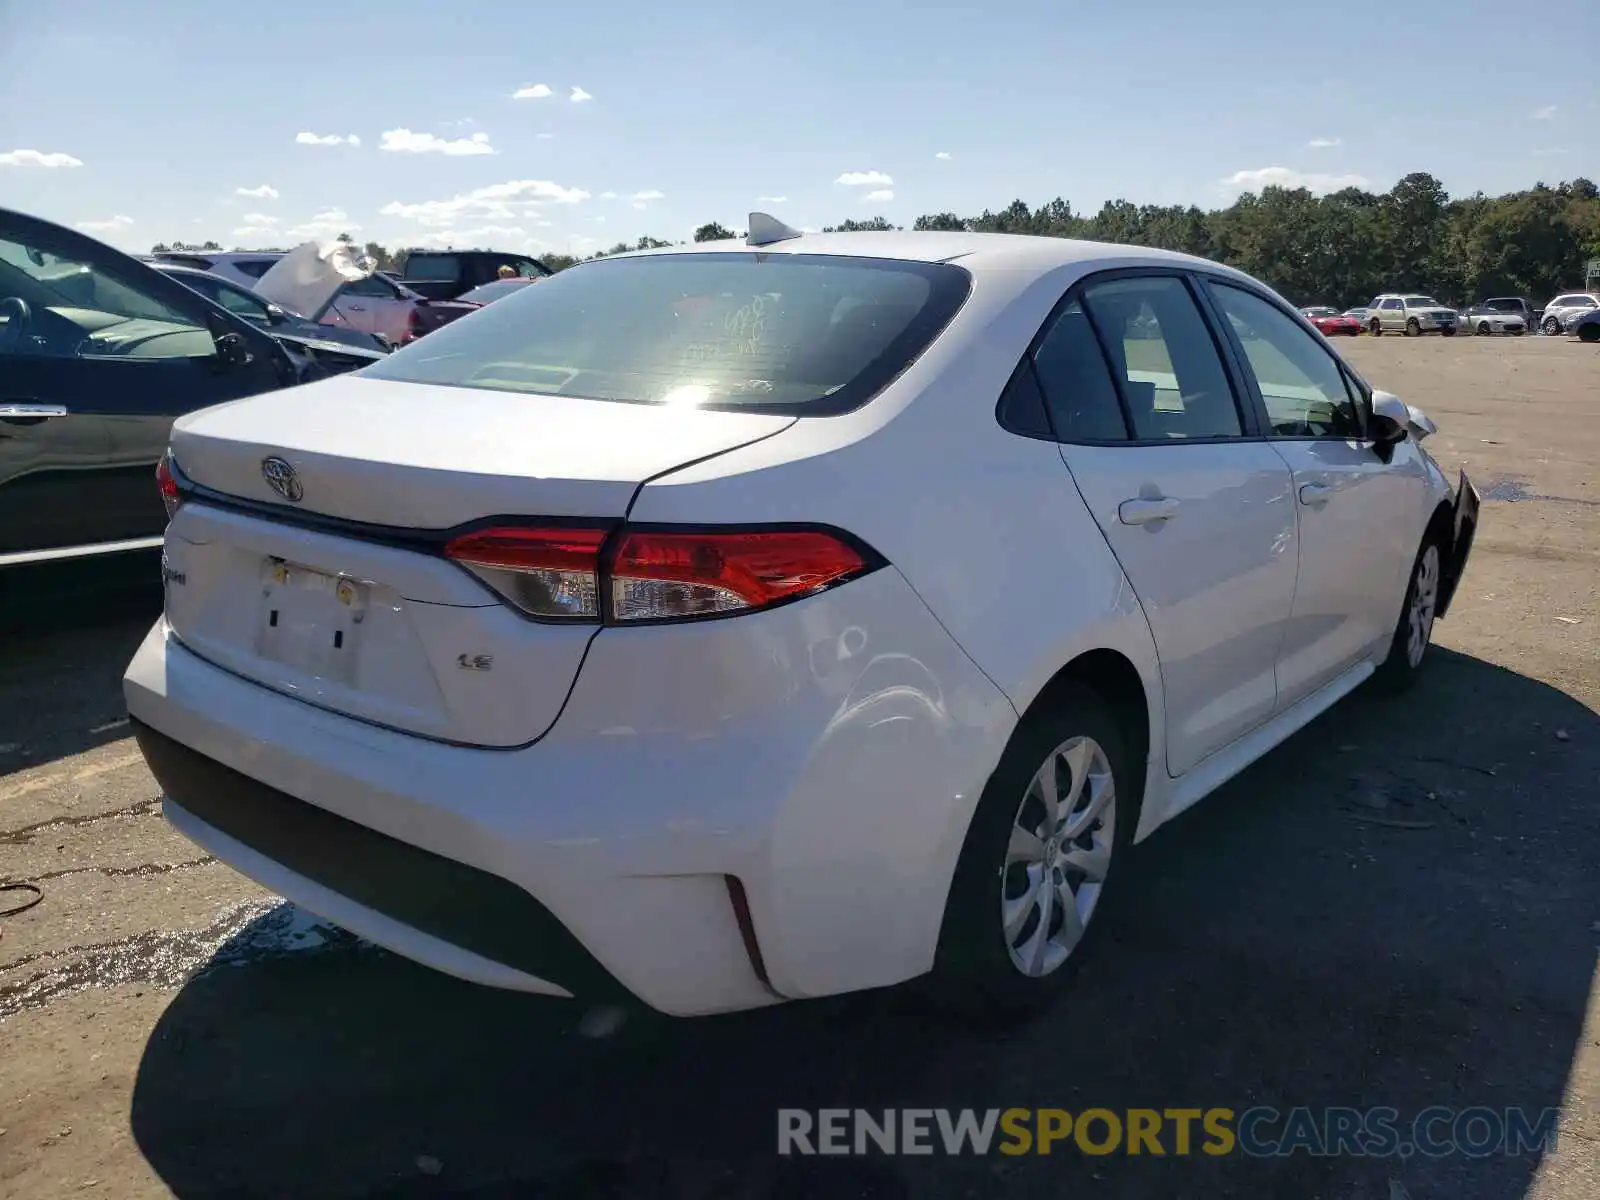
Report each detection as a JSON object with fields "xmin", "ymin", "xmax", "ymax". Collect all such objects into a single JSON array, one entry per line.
[
  {"xmin": 406, "ymin": 306, "xmax": 426, "ymax": 341},
  {"xmin": 156, "ymin": 452, "xmax": 182, "ymax": 519},
  {"xmin": 443, "ymin": 524, "xmax": 880, "ymax": 624}
]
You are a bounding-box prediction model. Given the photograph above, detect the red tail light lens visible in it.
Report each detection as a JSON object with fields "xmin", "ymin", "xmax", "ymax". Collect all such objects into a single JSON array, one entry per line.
[
  {"xmin": 442, "ymin": 524, "xmax": 878, "ymax": 623},
  {"xmin": 444, "ymin": 526, "xmax": 609, "ymax": 619},
  {"xmin": 156, "ymin": 453, "xmax": 181, "ymax": 519},
  {"xmin": 609, "ymin": 529, "xmax": 869, "ymax": 621}
]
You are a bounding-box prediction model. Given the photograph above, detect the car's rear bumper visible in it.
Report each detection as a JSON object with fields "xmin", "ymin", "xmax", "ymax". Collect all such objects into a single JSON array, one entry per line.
[{"xmin": 123, "ymin": 567, "xmax": 1016, "ymax": 1015}]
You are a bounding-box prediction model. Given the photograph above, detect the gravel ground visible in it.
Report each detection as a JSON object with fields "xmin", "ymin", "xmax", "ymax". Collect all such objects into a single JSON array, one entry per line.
[{"xmin": 1, "ymin": 335, "xmax": 1596, "ymax": 1198}]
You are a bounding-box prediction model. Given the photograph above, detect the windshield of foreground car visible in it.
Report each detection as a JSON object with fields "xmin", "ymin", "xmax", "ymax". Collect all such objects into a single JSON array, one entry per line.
[{"xmin": 363, "ymin": 252, "xmax": 973, "ymax": 415}]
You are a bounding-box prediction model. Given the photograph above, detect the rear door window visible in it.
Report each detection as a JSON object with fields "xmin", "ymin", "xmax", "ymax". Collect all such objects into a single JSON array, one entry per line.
[
  {"xmin": 363, "ymin": 252, "xmax": 972, "ymax": 415},
  {"xmin": 405, "ymin": 255, "xmax": 461, "ymax": 281},
  {"xmin": 1079, "ymin": 275, "xmax": 1243, "ymax": 440},
  {"xmin": 1029, "ymin": 299, "xmax": 1128, "ymax": 441}
]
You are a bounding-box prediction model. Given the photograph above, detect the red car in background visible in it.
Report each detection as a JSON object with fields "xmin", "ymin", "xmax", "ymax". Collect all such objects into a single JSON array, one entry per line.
[{"xmin": 1300, "ymin": 306, "xmax": 1363, "ymax": 336}]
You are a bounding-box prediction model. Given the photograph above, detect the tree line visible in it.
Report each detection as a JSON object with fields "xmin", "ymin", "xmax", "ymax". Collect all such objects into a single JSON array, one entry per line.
[{"xmin": 153, "ymin": 172, "xmax": 1600, "ymax": 308}]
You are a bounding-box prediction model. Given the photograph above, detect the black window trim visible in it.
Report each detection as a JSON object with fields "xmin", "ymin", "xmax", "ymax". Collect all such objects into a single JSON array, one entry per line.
[
  {"xmin": 996, "ymin": 264, "xmax": 1266, "ymax": 448},
  {"xmin": 1193, "ymin": 273, "xmax": 1371, "ymax": 443}
]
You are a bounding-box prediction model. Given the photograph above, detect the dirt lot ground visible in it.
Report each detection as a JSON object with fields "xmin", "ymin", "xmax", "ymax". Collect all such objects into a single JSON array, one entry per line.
[{"xmin": 1, "ymin": 335, "xmax": 1597, "ymax": 1199}]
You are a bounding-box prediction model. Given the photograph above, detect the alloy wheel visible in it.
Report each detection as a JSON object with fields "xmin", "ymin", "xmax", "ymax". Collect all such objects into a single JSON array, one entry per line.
[
  {"xmin": 1001, "ymin": 736, "xmax": 1116, "ymax": 978},
  {"xmin": 1407, "ymin": 544, "xmax": 1440, "ymax": 669}
]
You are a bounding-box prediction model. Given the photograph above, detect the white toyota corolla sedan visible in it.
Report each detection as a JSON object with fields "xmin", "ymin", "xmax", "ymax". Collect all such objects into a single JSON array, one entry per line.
[{"xmin": 125, "ymin": 218, "xmax": 1479, "ymax": 1019}]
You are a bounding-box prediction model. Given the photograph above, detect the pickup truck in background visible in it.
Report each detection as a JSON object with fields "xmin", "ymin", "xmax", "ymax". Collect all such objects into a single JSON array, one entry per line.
[{"xmin": 396, "ymin": 249, "xmax": 553, "ymax": 300}]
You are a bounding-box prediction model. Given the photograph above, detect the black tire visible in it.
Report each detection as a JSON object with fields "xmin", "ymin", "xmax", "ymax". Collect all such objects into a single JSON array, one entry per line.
[
  {"xmin": 1578, "ymin": 323, "xmax": 1600, "ymax": 344},
  {"xmin": 933, "ymin": 682, "xmax": 1135, "ymax": 1022},
  {"xmin": 1542, "ymin": 316, "xmax": 1561, "ymax": 335},
  {"xmin": 1405, "ymin": 318, "xmax": 1421, "ymax": 337},
  {"xmin": 1369, "ymin": 319, "xmax": 1383, "ymax": 337},
  {"xmin": 1476, "ymin": 322, "xmax": 1490, "ymax": 336},
  {"xmin": 1371, "ymin": 531, "xmax": 1445, "ymax": 695},
  {"xmin": 1441, "ymin": 326, "xmax": 1456, "ymax": 337}
]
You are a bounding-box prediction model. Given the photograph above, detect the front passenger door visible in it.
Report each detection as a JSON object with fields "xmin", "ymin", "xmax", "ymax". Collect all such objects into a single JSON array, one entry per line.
[
  {"xmin": 1033, "ymin": 272, "xmax": 1299, "ymax": 776},
  {"xmin": 1204, "ymin": 281, "xmax": 1427, "ymax": 705}
]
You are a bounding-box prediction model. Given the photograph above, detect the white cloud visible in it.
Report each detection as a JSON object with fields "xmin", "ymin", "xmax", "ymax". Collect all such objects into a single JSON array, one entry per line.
[
  {"xmin": 0, "ymin": 148, "xmax": 83, "ymax": 168},
  {"xmin": 286, "ymin": 208, "xmax": 359, "ymax": 238},
  {"xmin": 756, "ymin": 195, "xmax": 788, "ymax": 204},
  {"xmin": 1307, "ymin": 137, "xmax": 1342, "ymax": 149},
  {"xmin": 863, "ymin": 189, "xmax": 894, "ymax": 203},
  {"xmin": 600, "ymin": 191, "xmax": 618, "ymax": 200},
  {"xmin": 570, "ymin": 86, "xmax": 593, "ymax": 103},
  {"xmin": 380, "ymin": 129, "xmax": 496, "ymax": 156},
  {"xmin": 235, "ymin": 184, "xmax": 279, "ymax": 199},
  {"xmin": 537, "ymin": 132, "xmax": 555, "ymax": 139},
  {"xmin": 240, "ymin": 212, "xmax": 279, "ymax": 226},
  {"xmin": 380, "ymin": 179, "xmax": 591, "ymax": 226},
  {"xmin": 1532, "ymin": 147, "xmax": 1569, "ymax": 157},
  {"xmin": 1532, "ymin": 105, "xmax": 1557, "ymax": 120},
  {"xmin": 76, "ymin": 215, "xmax": 134, "ymax": 233},
  {"xmin": 934, "ymin": 151, "xmax": 952, "ymax": 160},
  {"xmin": 513, "ymin": 83, "xmax": 552, "ymax": 99},
  {"xmin": 296, "ymin": 132, "xmax": 360, "ymax": 146},
  {"xmin": 631, "ymin": 190, "xmax": 665, "ymax": 203},
  {"xmin": 836, "ymin": 170, "xmax": 893, "ymax": 187},
  {"xmin": 1220, "ymin": 166, "xmax": 1372, "ymax": 196},
  {"xmin": 411, "ymin": 225, "xmax": 535, "ymax": 249},
  {"xmin": 233, "ymin": 224, "xmax": 279, "ymax": 240}
]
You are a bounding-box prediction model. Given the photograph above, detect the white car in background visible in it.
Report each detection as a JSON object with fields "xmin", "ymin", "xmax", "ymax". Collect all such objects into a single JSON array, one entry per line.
[
  {"xmin": 1539, "ymin": 292, "xmax": 1599, "ymax": 335},
  {"xmin": 124, "ymin": 220, "xmax": 1478, "ymax": 1019}
]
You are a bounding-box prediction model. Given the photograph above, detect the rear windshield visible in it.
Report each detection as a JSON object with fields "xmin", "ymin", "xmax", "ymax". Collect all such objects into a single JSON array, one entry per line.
[
  {"xmin": 363, "ymin": 251, "xmax": 972, "ymax": 415},
  {"xmin": 458, "ymin": 278, "xmax": 532, "ymax": 304}
]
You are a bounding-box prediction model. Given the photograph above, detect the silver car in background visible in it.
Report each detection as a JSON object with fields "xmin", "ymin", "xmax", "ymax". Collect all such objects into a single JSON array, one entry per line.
[
  {"xmin": 1367, "ymin": 294, "xmax": 1460, "ymax": 337},
  {"xmin": 1539, "ymin": 292, "xmax": 1600, "ymax": 335}
]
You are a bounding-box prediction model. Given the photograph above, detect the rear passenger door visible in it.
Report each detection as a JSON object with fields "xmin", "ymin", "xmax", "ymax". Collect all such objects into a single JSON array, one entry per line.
[
  {"xmin": 1027, "ymin": 270, "xmax": 1299, "ymax": 776},
  {"xmin": 1202, "ymin": 280, "xmax": 1424, "ymax": 706}
]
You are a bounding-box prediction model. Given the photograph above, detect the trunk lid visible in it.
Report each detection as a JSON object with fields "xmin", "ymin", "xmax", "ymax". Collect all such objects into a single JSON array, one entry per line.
[{"xmin": 162, "ymin": 377, "xmax": 793, "ymax": 746}]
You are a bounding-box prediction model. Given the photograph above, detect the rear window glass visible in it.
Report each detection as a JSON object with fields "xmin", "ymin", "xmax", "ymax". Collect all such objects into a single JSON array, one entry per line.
[
  {"xmin": 364, "ymin": 252, "xmax": 972, "ymax": 415},
  {"xmin": 230, "ymin": 259, "xmax": 278, "ymax": 279},
  {"xmin": 405, "ymin": 254, "xmax": 461, "ymax": 281},
  {"xmin": 458, "ymin": 279, "xmax": 533, "ymax": 304}
]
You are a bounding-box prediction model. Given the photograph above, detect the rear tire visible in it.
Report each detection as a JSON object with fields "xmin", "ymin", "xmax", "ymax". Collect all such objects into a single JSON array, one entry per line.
[
  {"xmin": 1369, "ymin": 319, "xmax": 1383, "ymax": 337},
  {"xmin": 933, "ymin": 682, "xmax": 1134, "ymax": 1023},
  {"xmin": 1578, "ymin": 324, "xmax": 1600, "ymax": 344},
  {"xmin": 1371, "ymin": 534, "xmax": 1444, "ymax": 695},
  {"xmin": 1476, "ymin": 322, "xmax": 1490, "ymax": 336}
]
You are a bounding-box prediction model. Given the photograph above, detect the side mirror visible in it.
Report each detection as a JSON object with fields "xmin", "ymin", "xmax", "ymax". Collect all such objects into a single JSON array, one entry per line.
[
  {"xmin": 1369, "ymin": 391, "xmax": 1410, "ymax": 458},
  {"xmin": 214, "ymin": 330, "xmax": 256, "ymax": 367},
  {"xmin": 264, "ymin": 303, "xmax": 288, "ymax": 325}
]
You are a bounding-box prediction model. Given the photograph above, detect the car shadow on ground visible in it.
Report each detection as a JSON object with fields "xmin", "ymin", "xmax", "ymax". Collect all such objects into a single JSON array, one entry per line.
[{"xmin": 129, "ymin": 647, "xmax": 1598, "ymax": 1198}]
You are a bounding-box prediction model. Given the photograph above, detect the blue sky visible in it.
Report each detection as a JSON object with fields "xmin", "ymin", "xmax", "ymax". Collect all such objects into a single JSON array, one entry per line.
[{"xmin": 1, "ymin": 0, "xmax": 1594, "ymax": 257}]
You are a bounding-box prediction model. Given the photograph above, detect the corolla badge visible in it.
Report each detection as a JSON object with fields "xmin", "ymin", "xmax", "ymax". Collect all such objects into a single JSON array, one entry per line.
[{"xmin": 261, "ymin": 456, "xmax": 304, "ymax": 503}]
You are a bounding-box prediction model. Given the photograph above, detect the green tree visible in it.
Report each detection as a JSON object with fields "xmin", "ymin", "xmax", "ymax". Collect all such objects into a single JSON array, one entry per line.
[{"xmin": 694, "ymin": 222, "xmax": 736, "ymax": 242}]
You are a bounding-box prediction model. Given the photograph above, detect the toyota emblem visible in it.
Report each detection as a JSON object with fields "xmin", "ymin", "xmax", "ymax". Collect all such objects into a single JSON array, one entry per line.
[{"xmin": 261, "ymin": 456, "xmax": 304, "ymax": 503}]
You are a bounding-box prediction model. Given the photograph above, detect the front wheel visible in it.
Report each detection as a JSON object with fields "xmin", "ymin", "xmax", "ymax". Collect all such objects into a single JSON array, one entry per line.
[
  {"xmin": 1372, "ymin": 536, "xmax": 1443, "ymax": 694},
  {"xmin": 1542, "ymin": 316, "xmax": 1561, "ymax": 335},
  {"xmin": 1405, "ymin": 318, "xmax": 1421, "ymax": 337},
  {"xmin": 934, "ymin": 683, "xmax": 1132, "ymax": 1021},
  {"xmin": 1441, "ymin": 326, "xmax": 1456, "ymax": 337}
]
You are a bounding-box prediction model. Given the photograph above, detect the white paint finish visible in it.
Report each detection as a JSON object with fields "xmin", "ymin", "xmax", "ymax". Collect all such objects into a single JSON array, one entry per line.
[
  {"xmin": 1158, "ymin": 658, "xmax": 1374, "ymax": 826},
  {"xmin": 1268, "ymin": 438, "xmax": 1430, "ymax": 707},
  {"xmin": 169, "ymin": 375, "xmax": 794, "ymax": 528},
  {"xmin": 122, "ymin": 231, "xmax": 1468, "ymax": 1014},
  {"xmin": 164, "ymin": 799, "xmax": 575, "ymax": 997},
  {"xmin": 126, "ymin": 558, "xmax": 1016, "ymax": 1010},
  {"xmin": 1056, "ymin": 441, "xmax": 1298, "ymax": 776},
  {"xmin": 162, "ymin": 501, "xmax": 591, "ymax": 746}
]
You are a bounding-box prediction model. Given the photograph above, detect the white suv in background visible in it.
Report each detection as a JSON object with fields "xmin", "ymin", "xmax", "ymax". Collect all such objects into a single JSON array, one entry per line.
[
  {"xmin": 125, "ymin": 227, "xmax": 1479, "ymax": 1019},
  {"xmin": 1366, "ymin": 294, "xmax": 1460, "ymax": 337},
  {"xmin": 1539, "ymin": 292, "xmax": 1599, "ymax": 335}
]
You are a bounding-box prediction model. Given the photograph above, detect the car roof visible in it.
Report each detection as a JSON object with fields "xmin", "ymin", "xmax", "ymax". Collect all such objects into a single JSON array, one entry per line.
[{"xmin": 606, "ymin": 230, "xmax": 1237, "ymax": 279}]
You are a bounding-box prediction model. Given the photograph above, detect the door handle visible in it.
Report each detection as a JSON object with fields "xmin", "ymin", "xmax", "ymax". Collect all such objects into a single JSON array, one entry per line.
[
  {"xmin": 1298, "ymin": 482, "xmax": 1333, "ymax": 506},
  {"xmin": 0, "ymin": 402, "xmax": 69, "ymax": 425},
  {"xmin": 1118, "ymin": 497, "xmax": 1179, "ymax": 526}
]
